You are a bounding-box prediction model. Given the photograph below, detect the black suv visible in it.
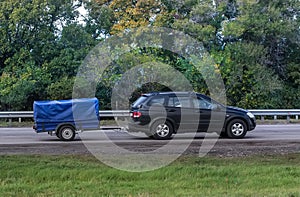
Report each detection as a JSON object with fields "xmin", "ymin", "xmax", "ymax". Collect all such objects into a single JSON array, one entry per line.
[{"xmin": 128, "ymin": 92, "xmax": 256, "ymax": 139}]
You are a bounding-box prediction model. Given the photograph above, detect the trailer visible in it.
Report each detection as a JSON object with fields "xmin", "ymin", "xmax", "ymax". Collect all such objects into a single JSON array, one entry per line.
[{"xmin": 33, "ymin": 98, "xmax": 100, "ymax": 141}]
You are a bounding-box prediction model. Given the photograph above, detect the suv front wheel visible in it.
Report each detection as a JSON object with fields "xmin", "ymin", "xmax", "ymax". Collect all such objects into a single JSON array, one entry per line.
[
  {"xmin": 226, "ymin": 119, "xmax": 247, "ymax": 139},
  {"xmin": 150, "ymin": 120, "xmax": 173, "ymax": 140}
]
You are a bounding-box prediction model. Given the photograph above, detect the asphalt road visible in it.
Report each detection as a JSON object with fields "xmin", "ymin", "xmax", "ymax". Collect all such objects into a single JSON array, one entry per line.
[
  {"xmin": 0, "ymin": 125, "xmax": 300, "ymax": 144},
  {"xmin": 0, "ymin": 125, "xmax": 299, "ymax": 156}
]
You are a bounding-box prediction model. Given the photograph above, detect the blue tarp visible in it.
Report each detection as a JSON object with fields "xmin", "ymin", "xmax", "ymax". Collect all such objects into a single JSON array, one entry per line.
[{"xmin": 33, "ymin": 98, "xmax": 99, "ymax": 133}]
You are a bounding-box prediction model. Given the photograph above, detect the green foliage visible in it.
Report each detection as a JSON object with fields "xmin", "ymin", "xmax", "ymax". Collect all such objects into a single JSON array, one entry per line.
[
  {"xmin": 171, "ymin": 0, "xmax": 299, "ymax": 109},
  {"xmin": 0, "ymin": 0, "xmax": 104, "ymax": 110},
  {"xmin": 287, "ymin": 63, "xmax": 300, "ymax": 87},
  {"xmin": 0, "ymin": 0, "xmax": 299, "ymax": 110},
  {"xmin": 85, "ymin": 1, "xmax": 115, "ymax": 38},
  {"xmin": 212, "ymin": 42, "xmax": 282, "ymax": 108},
  {"xmin": 46, "ymin": 77, "xmax": 75, "ymax": 100},
  {"xmin": 0, "ymin": 63, "xmax": 49, "ymax": 110}
]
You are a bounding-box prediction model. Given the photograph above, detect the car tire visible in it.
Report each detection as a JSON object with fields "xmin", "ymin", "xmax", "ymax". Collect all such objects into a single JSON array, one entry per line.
[
  {"xmin": 58, "ymin": 125, "xmax": 76, "ymax": 141},
  {"xmin": 55, "ymin": 132, "xmax": 61, "ymax": 139},
  {"xmin": 226, "ymin": 119, "xmax": 247, "ymax": 139},
  {"xmin": 144, "ymin": 131, "xmax": 154, "ymax": 138},
  {"xmin": 151, "ymin": 120, "xmax": 173, "ymax": 140}
]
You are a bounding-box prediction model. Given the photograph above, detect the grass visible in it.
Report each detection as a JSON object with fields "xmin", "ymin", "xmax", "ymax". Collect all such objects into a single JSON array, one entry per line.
[{"xmin": 1, "ymin": 154, "xmax": 300, "ymax": 196}]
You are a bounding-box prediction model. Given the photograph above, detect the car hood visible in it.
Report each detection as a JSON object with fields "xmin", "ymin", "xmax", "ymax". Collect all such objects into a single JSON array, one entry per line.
[{"xmin": 226, "ymin": 106, "xmax": 249, "ymax": 113}]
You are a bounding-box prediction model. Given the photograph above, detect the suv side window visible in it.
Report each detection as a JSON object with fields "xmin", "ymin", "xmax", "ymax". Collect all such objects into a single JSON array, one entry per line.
[
  {"xmin": 147, "ymin": 97, "xmax": 165, "ymax": 106},
  {"xmin": 192, "ymin": 97, "xmax": 212, "ymax": 109},
  {"xmin": 167, "ymin": 97, "xmax": 179, "ymax": 107},
  {"xmin": 167, "ymin": 96, "xmax": 191, "ymax": 108}
]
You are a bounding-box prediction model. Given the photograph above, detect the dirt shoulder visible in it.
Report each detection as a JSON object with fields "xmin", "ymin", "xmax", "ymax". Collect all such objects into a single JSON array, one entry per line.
[{"xmin": 1, "ymin": 139, "xmax": 300, "ymax": 158}]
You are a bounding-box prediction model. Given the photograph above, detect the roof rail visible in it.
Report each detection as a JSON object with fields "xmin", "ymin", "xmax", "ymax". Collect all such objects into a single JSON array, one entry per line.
[{"xmin": 148, "ymin": 92, "xmax": 160, "ymax": 95}]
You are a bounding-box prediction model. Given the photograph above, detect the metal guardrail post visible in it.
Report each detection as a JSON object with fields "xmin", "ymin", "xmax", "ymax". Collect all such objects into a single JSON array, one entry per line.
[{"xmin": 9, "ymin": 115, "xmax": 12, "ymax": 127}]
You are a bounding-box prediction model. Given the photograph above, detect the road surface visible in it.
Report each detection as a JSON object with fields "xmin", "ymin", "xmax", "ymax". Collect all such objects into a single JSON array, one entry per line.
[{"xmin": 0, "ymin": 125, "xmax": 299, "ymax": 157}]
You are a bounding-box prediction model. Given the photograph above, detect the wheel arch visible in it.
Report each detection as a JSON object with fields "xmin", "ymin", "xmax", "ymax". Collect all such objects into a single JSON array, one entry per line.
[
  {"xmin": 55, "ymin": 123, "xmax": 76, "ymax": 133},
  {"xmin": 150, "ymin": 117, "xmax": 176, "ymax": 133}
]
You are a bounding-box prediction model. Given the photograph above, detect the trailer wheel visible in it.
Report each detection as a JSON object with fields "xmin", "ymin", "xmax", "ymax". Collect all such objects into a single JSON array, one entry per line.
[{"xmin": 58, "ymin": 125, "xmax": 76, "ymax": 141}]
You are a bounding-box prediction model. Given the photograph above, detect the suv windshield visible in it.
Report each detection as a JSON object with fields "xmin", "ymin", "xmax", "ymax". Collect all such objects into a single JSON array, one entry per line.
[{"xmin": 132, "ymin": 95, "xmax": 148, "ymax": 108}]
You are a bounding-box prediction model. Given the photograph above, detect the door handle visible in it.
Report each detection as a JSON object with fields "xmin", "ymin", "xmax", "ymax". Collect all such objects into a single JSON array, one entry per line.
[{"xmin": 168, "ymin": 109, "xmax": 176, "ymax": 112}]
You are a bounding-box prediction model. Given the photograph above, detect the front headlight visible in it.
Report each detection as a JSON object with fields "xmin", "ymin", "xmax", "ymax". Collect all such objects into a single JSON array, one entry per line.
[{"xmin": 247, "ymin": 112, "xmax": 255, "ymax": 119}]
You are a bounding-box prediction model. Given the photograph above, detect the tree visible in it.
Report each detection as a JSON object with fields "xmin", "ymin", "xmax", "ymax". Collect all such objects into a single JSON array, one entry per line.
[
  {"xmin": 1, "ymin": 0, "xmax": 299, "ymax": 110},
  {"xmin": 171, "ymin": 0, "xmax": 299, "ymax": 108},
  {"xmin": 84, "ymin": 0, "xmax": 115, "ymax": 38},
  {"xmin": 94, "ymin": 0, "xmax": 170, "ymax": 34},
  {"xmin": 47, "ymin": 77, "xmax": 75, "ymax": 100},
  {"xmin": 0, "ymin": 0, "xmax": 98, "ymax": 110},
  {"xmin": 223, "ymin": 0, "xmax": 300, "ymax": 108}
]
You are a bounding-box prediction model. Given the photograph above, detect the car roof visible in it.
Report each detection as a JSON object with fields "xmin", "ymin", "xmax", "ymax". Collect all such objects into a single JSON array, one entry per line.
[{"xmin": 143, "ymin": 91, "xmax": 204, "ymax": 97}]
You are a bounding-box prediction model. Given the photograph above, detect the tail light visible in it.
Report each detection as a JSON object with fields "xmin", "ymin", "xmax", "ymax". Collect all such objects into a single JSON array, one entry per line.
[{"xmin": 131, "ymin": 111, "xmax": 142, "ymax": 118}]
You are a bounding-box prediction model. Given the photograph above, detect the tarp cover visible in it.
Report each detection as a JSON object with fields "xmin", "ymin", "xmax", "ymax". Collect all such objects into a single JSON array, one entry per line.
[{"xmin": 33, "ymin": 98, "xmax": 99, "ymax": 133}]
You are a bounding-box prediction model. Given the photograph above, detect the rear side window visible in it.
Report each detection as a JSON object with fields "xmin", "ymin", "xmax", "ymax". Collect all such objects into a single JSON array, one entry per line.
[
  {"xmin": 147, "ymin": 96, "xmax": 166, "ymax": 106},
  {"xmin": 132, "ymin": 96, "xmax": 148, "ymax": 108}
]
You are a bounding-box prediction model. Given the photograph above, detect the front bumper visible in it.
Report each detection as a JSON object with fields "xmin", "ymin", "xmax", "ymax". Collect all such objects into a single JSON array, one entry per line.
[{"xmin": 249, "ymin": 118, "xmax": 256, "ymax": 131}]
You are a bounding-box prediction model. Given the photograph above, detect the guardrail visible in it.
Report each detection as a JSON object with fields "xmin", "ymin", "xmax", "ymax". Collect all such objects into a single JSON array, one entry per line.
[
  {"xmin": 249, "ymin": 109, "xmax": 300, "ymax": 121},
  {"xmin": 0, "ymin": 109, "xmax": 299, "ymax": 123}
]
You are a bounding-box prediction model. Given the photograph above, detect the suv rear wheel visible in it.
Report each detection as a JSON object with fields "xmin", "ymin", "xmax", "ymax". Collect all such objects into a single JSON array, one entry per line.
[{"xmin": 150, "ymin": 120, "xmax": 173, "ymax": 140}]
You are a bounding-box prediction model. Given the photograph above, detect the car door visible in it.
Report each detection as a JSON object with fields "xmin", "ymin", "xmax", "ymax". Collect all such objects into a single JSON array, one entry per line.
[
  {"xmin": 166, "ymin": 95, "xmax": 199, "ymax": 132},
  {"xmin": 191, "ymin": 96, "xmax": 211, "ymax": 131},
  {"xmin": 191, "ymin": 95, "xmax": 226, "ymax": 132}
]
